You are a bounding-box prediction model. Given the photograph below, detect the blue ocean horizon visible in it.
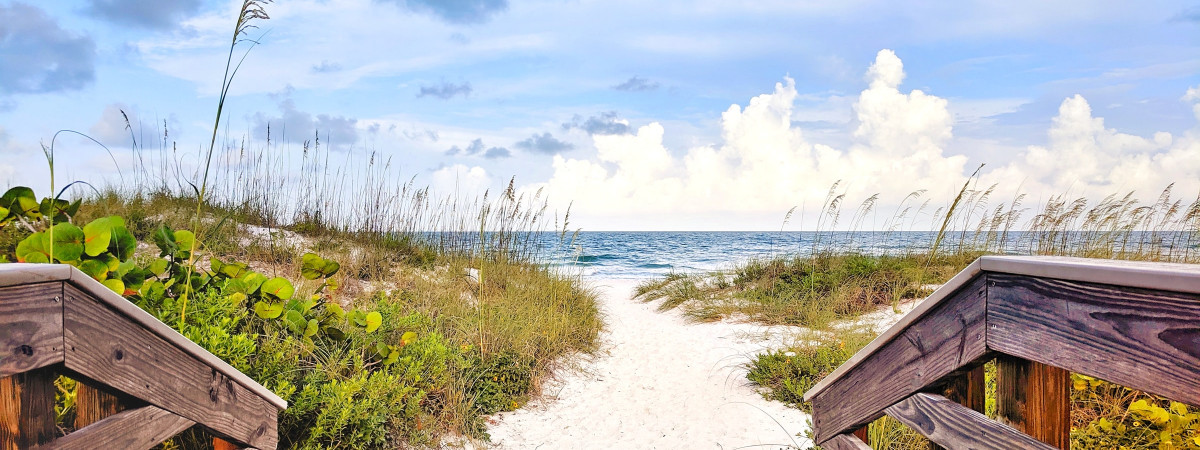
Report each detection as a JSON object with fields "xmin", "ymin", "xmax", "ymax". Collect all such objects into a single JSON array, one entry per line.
[{"xmin": 537, "ymin": 231, "xmax": 944, "ymax": 280}]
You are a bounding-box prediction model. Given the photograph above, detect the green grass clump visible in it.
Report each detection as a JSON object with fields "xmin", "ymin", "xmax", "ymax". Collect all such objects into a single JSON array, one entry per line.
[{"xmin": 746, "ymin": 330, "xmax": 875, "ymax": 412}]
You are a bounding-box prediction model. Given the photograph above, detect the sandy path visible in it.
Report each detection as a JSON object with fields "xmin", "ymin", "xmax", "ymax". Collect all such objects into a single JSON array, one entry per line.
[{"xmin": 476, "ymin": 279, "xmax": 815, "ymax": 449}]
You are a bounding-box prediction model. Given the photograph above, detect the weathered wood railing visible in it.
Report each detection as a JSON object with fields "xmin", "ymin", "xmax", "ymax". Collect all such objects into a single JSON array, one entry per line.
[
  {"xmin": 0, "ymin": 264, "xmax": 286, "ymax": 449},
  {"xmin": 804, "ymin": 256, "xmax": 1200, "ymax": 449}
]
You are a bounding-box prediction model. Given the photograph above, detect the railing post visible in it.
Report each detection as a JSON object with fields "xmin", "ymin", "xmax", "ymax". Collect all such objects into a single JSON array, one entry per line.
[
  {"xmin": 852, "ymin": 425, "xmax": 869, "ymax": 444},
  {"xmin": 996, "ymin": 355, "xmax": 1069, "ymax": 449},
  {"xmin": 924, "ymin": 365, "xmax": 986, "ymax": 449},
  {"xmin": 75, "ymin": 381, "xmax": 131, "ymax": 429},
  {"xmin": 0, "ymin": 367, "xmax": 58, "ymax": 449}
]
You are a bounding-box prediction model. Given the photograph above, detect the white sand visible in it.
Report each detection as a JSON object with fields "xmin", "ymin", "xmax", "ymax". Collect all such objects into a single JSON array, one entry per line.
[{"xmin": 473, "ymin": 279, "xmax": 817, "ymax": 449}]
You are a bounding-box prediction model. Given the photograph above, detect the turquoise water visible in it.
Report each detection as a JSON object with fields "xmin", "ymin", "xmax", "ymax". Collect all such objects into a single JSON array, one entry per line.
[
  {"xmin": 540, "ymin": 231, "xmax": 942, "ymax": 279},
  {"xmin": 534, "ymin": 231, "xmax": 1196, "ymax": 279}
]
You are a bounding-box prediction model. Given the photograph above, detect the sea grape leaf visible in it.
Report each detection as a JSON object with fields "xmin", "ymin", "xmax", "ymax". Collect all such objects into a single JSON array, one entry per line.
[
  {"xmin": 152, "ymin": 226, "xmax": 176, "ymax": 256},
  {"xmin": 78, "ymin": 259, "xmax": 109, "ymax": 280},
  {"xmin": 349, "ymin": 310, "xmax": 367, "ymax": 327},
  {"xmin": 242, "ymin": 272, "xmax": 267, "ymax": 295},
  {"xmin": 101, "ymin": 278, "xmax": 125, "ymax": 295},
  {"xmin": 364, "ymin": 311, "xmax": 383, "ymax": 333},
  {"xmin": 1, "ymin": 187, "xmax": 40, "ymax": 218},
  {"xmin": 261, "ymin": 277, "xmax": 294, "ymax": 300},
  {"xmin": 147, "ymin": 258, "xmax": 170, "ymax": 276},
  {"xmin": 82, "ymin": 217, "xmax": 113, "ymax": 257},
  {"xmin": 16, "ymin": 232, "xmax": 50, "ymax": 263},
  {"xmin": 140, "ymin": 280, "xmax": 166, "ymax": 299},
  {"xmin": 326, "ymin": 303, "xmax": 345, "ymax": 319},
  {"xmin": 300, "ymin": 253, "xmax": 340, "ymax": 280},
  {"xmin": 400, "ymin": 331, "xmax": 417, "ymax": 346},
  {"xmin": 108, "ymin": 224, "xmax": 136, "ymax": 261},
  {"xmin": 283, "ymin": 310, "xmax": 306, "ymax": 334},
  {"xmin": 49, "ymin": 222, "xmax": 85, "ymax": 262},
  {"xmin": 304, "ymin": 318, "xmax": 319, "ymax": 338},
  {"xmin": 323, "ymin": 325, "xmax": 347, "ymax": 341},
  {"xmin": 254, "ymin": 301, "xmax": 284, "ymax": 319}
]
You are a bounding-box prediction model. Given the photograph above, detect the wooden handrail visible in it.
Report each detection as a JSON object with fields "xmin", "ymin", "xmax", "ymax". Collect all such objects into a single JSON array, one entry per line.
[
  {"xmin": 1, "ymin": 264, "xmax": 285, "ymax": 449},
  {"xmin": 803, "ymin": 256, "xmax": 1200, "ymax": 448}
]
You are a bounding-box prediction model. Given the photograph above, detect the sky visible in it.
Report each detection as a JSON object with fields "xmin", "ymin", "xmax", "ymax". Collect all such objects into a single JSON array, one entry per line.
[{"xmin": 1, "ymin": 0, "xmax": 1198, "ymax": 230}]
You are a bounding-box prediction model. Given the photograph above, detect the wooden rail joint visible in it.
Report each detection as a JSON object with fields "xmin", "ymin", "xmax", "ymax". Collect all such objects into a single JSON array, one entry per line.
[
  {"xmin": 803, "ymin": 256, "xmax": 1200, "ymax": 449},
  {"xmin": 1, "ymin": 265, "xmax": 287, "ymax": 450}
]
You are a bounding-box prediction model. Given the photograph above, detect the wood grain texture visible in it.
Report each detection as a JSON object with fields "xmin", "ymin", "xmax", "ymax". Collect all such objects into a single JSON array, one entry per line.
[
  {"xmin": 810, "ymin": 276, "xmax": 990, "ymax": 443},
  {"xmin": 823, "ymin": 433, "xmax": 873, "ymax": 450},
  {"xmin": 213, "ymin": 437, "xmax": 243, "ymax": 450},
  {"xmin": 995, "ymin": 355, "xmax": 1069, "ymax": 449},
  {"xmin": 39, "ymin": 405, "xmax": 195, "ymax": 450},
  {"xmin": 0, "ymin": 367, "xmax": 58, "ymax": 450},
  {"xmin": 885, "ymin": 393, "xmax": 1057, "ymax": 450},
  {"xmin": 75, "ymin": 379, "xmax": 136, "ymax": 430},
  {"xmin": 988, "ymin": 273, "xmax": 1200, "ymax": 406},
  {"xmin": 61, "ymin": 284, "xmax": 279, "ymax": 449},
  {"xmin": 925, "ymin": 365, "xmax": 987, "ymax": 450},
  {"xmin": 0, "ymin": 282, "xmax": 64, "ymax": 378}
]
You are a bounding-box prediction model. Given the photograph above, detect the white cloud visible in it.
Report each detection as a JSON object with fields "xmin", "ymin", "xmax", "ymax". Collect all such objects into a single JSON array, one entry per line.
[
  {"xmin": 530, "ymin": 50, "xmax": 1200, "ymax": 230},
  {"xmin": 532, "ymin": 50, "xmax": 971, "ymax": 230},
  {"xmin": 431, "ymin": 164, "xmax": 491, "ymax": 198},
  {"xmin": 987, "ymin": 94, "xmax": 1200, "ymax": 199}
]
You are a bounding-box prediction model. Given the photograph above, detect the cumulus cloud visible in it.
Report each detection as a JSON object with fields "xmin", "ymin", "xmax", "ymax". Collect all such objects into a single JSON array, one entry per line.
[
  {"xmin": 418, "ymin": 81, "xmax": 472, "ymax": 99},
  {"xmin": 532, "ymin": 49, "xmax": 1200, "ymax": 230},
  {"xmin": 515, "ymin": 132, "xmax": 574, "ymax": 154},
  {"xmin": 446, "ymin": 138, "xmax": 510, "ymax": 158},
  {"xmin": 84, "ymin": 0, "xmax": 202, "ymax": 29},
  {"xmin": 613, "ymin": 76, "xmax": 660, "ymax": 92},
  {"xmin": 562, "ymin": 112, "xmax": 631, "ymax": 135},
  {"xmin": 986, "ymin": 94, "xmax": 1199, "ymax": 199},
  {"xmin": 0, "ymin": 3, "xmax": 95, "ymax": 96},
  {"xmin": 252, "ymin": 89, "xmax": 359, "ymax": 148},
  {"xmin": 431, "ymin": 164, "xmax": 491, "ymax": 197},
  {"xmin": 377, "ymin": 0, "xmax": 507, "ymax": 24}
]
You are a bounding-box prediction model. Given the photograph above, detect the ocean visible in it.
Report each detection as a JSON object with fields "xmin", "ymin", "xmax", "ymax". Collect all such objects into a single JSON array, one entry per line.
[
  {"xmin": 539, "ymin": 231, "xmax": 944, "ymax": 279},
  {"xmin": 531, "ymin": 230, "xmax": 1196, "ymax": 280}
]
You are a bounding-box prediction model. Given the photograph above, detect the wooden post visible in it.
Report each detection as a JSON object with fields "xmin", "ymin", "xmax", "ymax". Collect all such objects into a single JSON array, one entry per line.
[
  {"xmin": 996, "ymin": 354, "xmax": 1069, "ymax": 449},
  {"xmin": 923, "ymin": 365, "xmax": 986, "ymax": 450},
  {"xmin": 214, "ymin": 437, "xmax": 242, "ymax": 450},
  {"xmin": 0, "ymin": 367, "xmax": 58, "ymax": 449},
  {"xmin": 852, "ymin": 425, "xmax": 869, "ymax": 444},
  {"xmin": 75, "ymin": 380, "xmax": 129, "ymax": 430}
]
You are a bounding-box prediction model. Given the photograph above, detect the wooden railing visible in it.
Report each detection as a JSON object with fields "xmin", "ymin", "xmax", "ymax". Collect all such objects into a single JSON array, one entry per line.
[
  {"xmin": 0, "ymin": 264, "xmax": 286, "ymax": 449},
  {"xmin": 803, "ymin": 256, "xmax": 1200, "ymax": 449}
]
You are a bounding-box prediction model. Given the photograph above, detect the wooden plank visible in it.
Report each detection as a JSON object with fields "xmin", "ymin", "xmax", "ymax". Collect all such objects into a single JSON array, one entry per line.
[
  {"xmin": 995, "ymin": 355, "xmax": 1069, "ymax": 449},
  {"xmin": 61, "ymin": 285, "xmax": 279, "ymax": 449},
  {"xmin": 822, "ymin": 433, "xmax": 872, "ymax": 450},
  {"xmin": 75, "ymin": 379, "xmax": 136, "ymax": 429},
  {"xmin": 885, "ymin": 393, "xmax": 1057, "ymax": 450},
  {"xmin": 851, "ymin": 425, "xmax": 868, "ymax": 444},
  {"xmin": 925, "ymin": 365, "xmax": 986, "ymax": 450},
  {"xmin": 0, "ymin": 264, "xmax": 285, "ymax": 410},
  {"xmin": 39, "ymin": 405, "xmax": 195, "ymax": 450},
  {"xmin": 988, "ymin": 273, "xmax": 1200, "ymax": 406},
  {"xmin": 805, "ymin": 259, "xmax": 984, "ymax": 402},
  {"xmin": 980, "ymin": 255, "xmax": 1200, "ymax": 296},
  {"xmin": 213, "ymin": 437, "xmax": 243, "ymax": 450},
  {"xmin": 0, "ymin": 282, "xmax": 64, "ymax": 378},
  {"xmin": 810, "ymin": 276, "xmax": 990, "ymax": 443},
  {"xmin": 0, "ymin": 366, "xmax": 58, "ymax": 450}
]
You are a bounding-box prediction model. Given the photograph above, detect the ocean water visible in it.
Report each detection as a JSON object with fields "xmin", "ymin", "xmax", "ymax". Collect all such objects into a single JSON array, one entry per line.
[
  {"xmin": 532, "ymin": 230, "xmax": 1197, "ymax": 280},
  {"xmin": 538, "ymin": 231, "xmax": 943, "ymax": 280}
]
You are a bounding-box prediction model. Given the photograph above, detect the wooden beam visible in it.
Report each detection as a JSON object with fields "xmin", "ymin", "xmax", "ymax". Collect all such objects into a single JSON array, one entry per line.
[
  {"xmin": 61, "ymin": 285, "xmax": 279, "ymax": 449},
  {"xmin": 885, "ymin": 393, "xmax": 1056, "ymax": 450},
  {"xmin": 0, "ymin": 282, "xmax": 64, "ymax": 378},
  {"xmin": 75, "ymin": 379, "xmax": 136, "ymax": 429},
  {"xmin": 988, "ymin": 274, "xmax": 1200, "ymax": 406},
  {"xmin": 38, "ymin": 405, "xmax": 194, "ymax": 450},
  {"xmin": 810, "ymin": 276, "xmax": 990, "ymax": 443},
  {"xmin": 994, "ymin": 355, "xmax": 1069, "ymax": 449},
  {"xmin": 823, "ymin": 433, "xmax": 872, "ymax": 450},
  {"xmin": 0, "ymin": 366, "xmax": 58, "ymax": 450},
  {"xmin": 922, "ymin": 365, "xmax": 986, "ymax": 450}
]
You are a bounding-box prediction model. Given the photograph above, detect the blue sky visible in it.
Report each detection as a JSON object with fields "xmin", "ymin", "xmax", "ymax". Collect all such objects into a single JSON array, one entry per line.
[{"xmin": 1, "ymin": 0, "xmax": 1198, "ymax": 230}]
